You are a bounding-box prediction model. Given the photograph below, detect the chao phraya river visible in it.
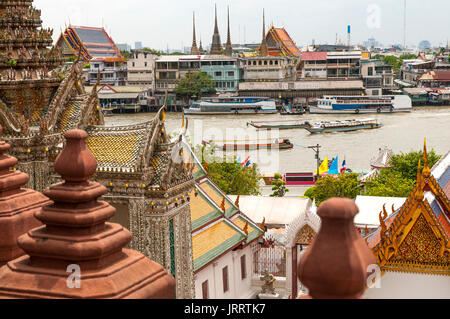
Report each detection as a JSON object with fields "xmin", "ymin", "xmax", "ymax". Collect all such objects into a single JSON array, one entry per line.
[{"xmin": 105, "ymin": 106, "xmax": 450, "ymax": 175}]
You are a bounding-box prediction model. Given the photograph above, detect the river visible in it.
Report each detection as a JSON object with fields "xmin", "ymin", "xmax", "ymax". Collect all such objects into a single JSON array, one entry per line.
[{"xmin": 105, "ymin": 106, "xmax": 450, "ymax": 175}]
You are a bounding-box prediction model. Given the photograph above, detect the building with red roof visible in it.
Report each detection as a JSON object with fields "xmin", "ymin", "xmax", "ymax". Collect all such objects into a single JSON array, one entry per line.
[
  {"xmin": 56, "ymin": 26, "xmax": 127, "ymax": 86},
  {"xmin": 419, "ymin": 70, "xmax": 450, "ymax": 88}
]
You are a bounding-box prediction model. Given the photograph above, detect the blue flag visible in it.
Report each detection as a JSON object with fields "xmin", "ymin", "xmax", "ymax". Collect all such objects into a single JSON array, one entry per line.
[
  {"xmin": 342, "ymin": 159, "xmax": 346, "ymax": 168},
  {"xmin": 329, "ymin": 157, "xmax": 339, "ymax": 175}
]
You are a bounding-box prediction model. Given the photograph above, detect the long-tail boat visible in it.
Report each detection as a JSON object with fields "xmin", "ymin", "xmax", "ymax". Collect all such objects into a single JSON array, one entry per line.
[
  {"xmin": 204, "ymin": 138, "xmax": 294, "ymax": 151},
  {"xmin": 248, "ymin": 120, "xmax": 311, "ymax": 130}
]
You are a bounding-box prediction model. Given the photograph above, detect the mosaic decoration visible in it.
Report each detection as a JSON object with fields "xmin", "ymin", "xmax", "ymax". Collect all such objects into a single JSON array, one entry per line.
[{"xmin": 295, "ymin": 225, "xmax": 317, "ymax": 246}]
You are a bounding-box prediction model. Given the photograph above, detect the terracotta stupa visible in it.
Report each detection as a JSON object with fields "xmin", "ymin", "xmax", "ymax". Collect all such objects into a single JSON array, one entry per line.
[
  {"xmin": 0, "ymin": 129, "xmax": 175, "ymax": 298},
  {"xmin": 297, "ymin": 198, "xmax": 376, "ymax": 299},
  {"xmin": 0, "ymin": 125, "xmax": 50, "ymax": 267}
]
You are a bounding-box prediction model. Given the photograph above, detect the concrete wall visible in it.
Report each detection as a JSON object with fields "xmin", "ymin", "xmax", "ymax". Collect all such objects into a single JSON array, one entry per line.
[
  {"xmin": 363, "ymin": 271, "xmax": 450, "ymax": 299},
  {"xmin": 194, "ymin": 245, "xmax": 258, "ymax": 299}
]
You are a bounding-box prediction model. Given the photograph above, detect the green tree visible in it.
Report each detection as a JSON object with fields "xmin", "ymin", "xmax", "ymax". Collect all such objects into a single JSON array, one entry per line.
[
  {"xmin": 270, "ymin": 173, "xmax": 289, "ymax": 197},
  {"xmin": 364, "ymin": 169, "xmax": 415, "ymax": 197},
  {"xmin": 364, "ymin": 149, "xmax": 441, "ymax": 197},
  {"xmin": 389, "ymin": 149, "xmax": 441, "ymax": 181},
  {"xmin": 174, "ymin": 71, "xmax": 216, "ymax": 103},
  {"xmin": 193, "ymin": 144, "xmax": 262, "ymax": 196},
  {"xmin": 304, "ymin": 173, "xmax": 360, "ymax": 205},
  {"xmin": 207, "ymin": 160, "xmax": 262, "ymax": 196}
]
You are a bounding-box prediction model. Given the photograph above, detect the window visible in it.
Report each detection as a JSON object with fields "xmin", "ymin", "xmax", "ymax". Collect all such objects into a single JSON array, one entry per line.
[
  {"xmin": 132, "ymin": 62, "xmax": 135, "ymax": 67},
  {"xmin": 202, "ymin": 280, "xmax": 209, "ymax": 299},
  {"xmin": 228, "ymin": 71, "xmax": 235, "ymax": 77},
  {"xmin": 222, "ymin": 266, "xmax": 229, "ymax": 293},
  {"xmin": 145, "ymin": 62, "xmax": 148, "ymax": 67},
  {"xmin": 241, "ymin": 255, "xmax": 247, "ymax": 280},
  {"xmin": 215, "ymin": 71, "xmax": 222, "ymax": 77}
]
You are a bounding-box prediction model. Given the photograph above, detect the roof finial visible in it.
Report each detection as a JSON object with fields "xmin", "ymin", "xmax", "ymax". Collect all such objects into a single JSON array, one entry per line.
[
  {"xmin": 221, "ymin": 196, "xmax": 226, "ymax": 213},
  {"xmin": 243, "ymin": 221, "xmax": 249, "ymax": 235},
  {"xmin": 234, "ymin": 194, "xmax": 240, "ymax": 208},
  {"xmin": 415, "ymin": 158, "xmax": 424, "ymax": 201},
  {"xmin": 422, "ymin": 138, "xmax": 431, "ymax": 177},
  {"xmin": 260, "ymin": 217, "xmax": 266, "ymax": 232}
]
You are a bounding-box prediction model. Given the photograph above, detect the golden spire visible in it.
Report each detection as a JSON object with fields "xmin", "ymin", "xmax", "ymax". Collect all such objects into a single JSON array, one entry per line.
[
  {"xmin": 243, "ymin": 221, "xmax": 249, "ymax": 235},
  {"xmin": 260, "ymin": 218, "xmax": 266, "ymax": 232},
  {"xmin": 422, "ymin": 138, "xmax": 431, "ymax": 177},
  {"xmin": 181, "ymin": 113, "xmax": 185, "ymax": 129},
  {"xmin": 202, "ymin": 160, "xmax": 208, "ymax": 172},
  {"xmin": 415, "ymin": 158, "xmax": 424, "ymax": 201},
  {"xmin": 235, "ymin": 194, "xmax": 240, "ymax": 208}
]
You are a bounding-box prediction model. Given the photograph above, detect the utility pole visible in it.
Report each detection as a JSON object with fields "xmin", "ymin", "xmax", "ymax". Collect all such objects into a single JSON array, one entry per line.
[{"xmin": 308, "ymin": 144, "xmax": 322, "ymax": 181}]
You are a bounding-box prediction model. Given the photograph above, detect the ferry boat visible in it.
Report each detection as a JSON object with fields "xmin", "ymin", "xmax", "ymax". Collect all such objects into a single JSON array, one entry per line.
[
  {"xmin": 183, "ymin": 97, "xmax": 278, "ymax": 115},
  {"xmin": 304, "ymin": 119, "xmax": 382, "ymax": 134},
  {"xmin": 204, "ymin": 138, "xmax": 294, "ymax": 151},
  {"xmin": 309, "ymin": 95, "xmax": 412, "ymax": 114},
  {"xmin": 248, "ymin": 120, "xmax": 311, "ymax": 130}
]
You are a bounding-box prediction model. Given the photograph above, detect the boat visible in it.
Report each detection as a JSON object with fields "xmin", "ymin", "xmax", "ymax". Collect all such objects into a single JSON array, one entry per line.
[
  {"xmin": 102, "ymin": 108, "xmax": 114, "ymax": 117},
  {"xmin": 280, "ymin": 103, "xmax": 305, "ymax": 115},
  {"xmin": 204, "ymin": 138, "xmax": 294, "ymax": 151},
  {"xmin": 308, "ymin": 95, "xmax": 412, "ymax": 114},
  {"xmin": 248, "ymin": 120, "xmax": 311, "ymax": 130},
  {"xmin": 304, "ymin": 118, "xmax": 382, "ymax": 134},
  {"xmin": 183, "ymin": 97, "xmax": 278, "ymax": 115}
]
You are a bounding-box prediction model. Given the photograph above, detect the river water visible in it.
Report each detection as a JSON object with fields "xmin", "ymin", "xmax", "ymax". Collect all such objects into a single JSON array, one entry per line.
[{"xmin": 105, "ymin": 106, "xmax": 450, "ymax": 175}]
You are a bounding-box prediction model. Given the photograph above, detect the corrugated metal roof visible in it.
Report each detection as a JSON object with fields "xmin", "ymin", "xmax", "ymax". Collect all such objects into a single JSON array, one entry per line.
[{"xmin": 228, "ymin": 195, "xmax": 310, "ymax": 226}]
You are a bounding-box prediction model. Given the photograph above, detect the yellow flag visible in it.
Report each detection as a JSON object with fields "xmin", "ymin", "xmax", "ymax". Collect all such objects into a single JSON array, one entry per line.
[{"xmin": 315, "ymin": 157, "xmax": 329, "ymax": 175}]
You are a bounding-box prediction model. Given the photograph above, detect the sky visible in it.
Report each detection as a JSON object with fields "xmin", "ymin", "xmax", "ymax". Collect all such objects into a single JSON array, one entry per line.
[{"xmin": 34, "ymin": 0, "xmax": 450, "ymax": 51}]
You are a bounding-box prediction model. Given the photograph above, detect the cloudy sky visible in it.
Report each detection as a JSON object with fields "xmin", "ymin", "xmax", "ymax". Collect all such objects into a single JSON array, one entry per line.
[{"xmin": 35, "ymin": 0, "xmax": 450, "ymax": 50}]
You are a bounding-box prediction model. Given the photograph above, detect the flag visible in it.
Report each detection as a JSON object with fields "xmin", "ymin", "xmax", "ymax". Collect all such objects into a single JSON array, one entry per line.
[
  {"xmin": 329, "ymin": 156, "xmax": 339, "ymax": 175},
  {"xmin": 245, "ymin": 159, "xmax": 251, "ymax": 167},
  {"xmin": 340, "ymin": 158, "xmax": 347, "ymax": 173},
  {"xmin": 315, "ymin": 157, "xmax": 329, "ymax": 175},
  {"xmin": 241, "ymin": 156, "xmax": 250, "ymax": 166}
]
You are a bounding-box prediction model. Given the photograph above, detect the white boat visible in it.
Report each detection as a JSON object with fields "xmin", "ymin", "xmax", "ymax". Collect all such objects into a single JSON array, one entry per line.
[
  {"xmin": 183, "ymin": 97, "xmax": 278, "ymax": 115},
  {"xmin": 309, "ymin": 95, "xmax": 412, "ymax": 114}
]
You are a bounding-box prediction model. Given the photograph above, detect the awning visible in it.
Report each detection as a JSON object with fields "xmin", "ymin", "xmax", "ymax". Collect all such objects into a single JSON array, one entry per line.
[{"xmin": 394, "ymin": 79, "xmax": 414, "ymax": 87}]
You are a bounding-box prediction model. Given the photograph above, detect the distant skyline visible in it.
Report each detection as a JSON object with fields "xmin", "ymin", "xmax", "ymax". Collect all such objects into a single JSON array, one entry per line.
[{"xmin": 35, "ymin": 0, "xmax": 450, "ymax": 50}]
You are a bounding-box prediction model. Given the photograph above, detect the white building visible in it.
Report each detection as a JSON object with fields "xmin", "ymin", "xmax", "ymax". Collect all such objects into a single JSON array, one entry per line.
[{"xmin": 127, "ymin": 50, "xmax": 157, "ymax": 89}]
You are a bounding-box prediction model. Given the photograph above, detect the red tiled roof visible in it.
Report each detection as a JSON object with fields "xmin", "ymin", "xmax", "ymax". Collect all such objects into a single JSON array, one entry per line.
[
  {"xmin": 421, "ymin": 70, "xmax": 450, "ymax": 81},
  {"xmin": 301, "ymin": 51, "xmax": 327, "ymax": 61}
]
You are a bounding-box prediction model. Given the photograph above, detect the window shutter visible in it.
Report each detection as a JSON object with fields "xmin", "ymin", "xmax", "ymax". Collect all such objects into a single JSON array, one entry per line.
[
  {"xmin": 202, "ymin": 280, "xmax": 209, "ymax": 299},
  {"xmin": 241, "ymin": 255, "xmax": 247, "ymax": 280},
  {"xmin": 222, "ymin": 266, "xmax": 229, "ymax": 293}
]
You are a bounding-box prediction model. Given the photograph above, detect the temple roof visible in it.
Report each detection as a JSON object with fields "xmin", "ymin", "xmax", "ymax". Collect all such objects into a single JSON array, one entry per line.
[
  {"xmin": 182, "ymin": 139, "xmax": 264, "ymax": 272},
  {"xmin": 58, "ymin": 25, "xmax": 124, "ymax": 62},
  {"xmin": 86, "ymin": 121, "xmax": 156, "ymax": 173},
  {"xmin": 262, "ymin": 26, "xmax": 301, "ymax": 57},
  {"xmin": 368, "ymin": 144, "xmax": 450, "ymax": 275}
]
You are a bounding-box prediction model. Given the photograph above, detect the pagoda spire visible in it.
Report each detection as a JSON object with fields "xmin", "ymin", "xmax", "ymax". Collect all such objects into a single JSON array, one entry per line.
[
  {"xmin": 190, "ymin": 12, "xmax": 199, "ymax": 55},
  {"xmin": 210, "ymin": 3, "xmax": 223, "ymax": 54},
  {"xmin": 259, "ymin": 8, "xmax": 269, "ymax": 56},
  {"xmin": 199, "ymin": 38, "xmax": 204, "ymax": 54},
  {"xmin": 225, "ymin": 6, "xmax": 233, "ymax": 56}
]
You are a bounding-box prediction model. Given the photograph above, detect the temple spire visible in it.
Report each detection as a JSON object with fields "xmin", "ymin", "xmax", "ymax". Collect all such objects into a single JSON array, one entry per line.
[
  {"xmin": 210, "ymin": 3, "xmax": 223, "ymax": 54},
  {"xmin": 225, "ymin": 6, "xmax": 233, "ymax": 56},
  {"xmin": 259, "ymin": 8, "xmax": 268, "ymax": 56},
  {"xmin": 190, "ymin": 12, "xmax": 199, "ymax": 55}
]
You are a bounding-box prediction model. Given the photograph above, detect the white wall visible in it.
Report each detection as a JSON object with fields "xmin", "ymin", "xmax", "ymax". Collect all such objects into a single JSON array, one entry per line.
[
  {"xmin": 194, "ymin": 245, "xmax": 258, "ymax": 299},
  {"xmin": 364, "ymin": 271, "xmax": 450, "ymax": 299}
]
